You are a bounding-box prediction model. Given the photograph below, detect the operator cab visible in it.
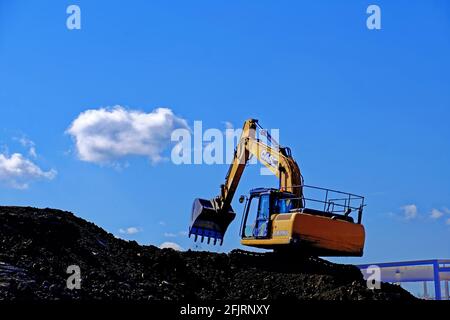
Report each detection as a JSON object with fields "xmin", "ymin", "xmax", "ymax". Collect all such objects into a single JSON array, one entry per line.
[{"xmin": 240, "ymin": 188, "xmax": 296, "ymax": 240}]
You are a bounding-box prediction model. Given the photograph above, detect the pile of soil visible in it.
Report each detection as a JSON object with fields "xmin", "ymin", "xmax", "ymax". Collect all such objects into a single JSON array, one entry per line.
[{"xmin": 0, "ymin": 206, "xmax": 414, "ymax": 301}]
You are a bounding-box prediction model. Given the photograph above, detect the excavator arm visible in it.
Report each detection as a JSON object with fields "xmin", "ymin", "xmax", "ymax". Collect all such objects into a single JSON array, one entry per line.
[{"xmin": 189, "ymin": 119, "xmax": 303, "ymax": 244}]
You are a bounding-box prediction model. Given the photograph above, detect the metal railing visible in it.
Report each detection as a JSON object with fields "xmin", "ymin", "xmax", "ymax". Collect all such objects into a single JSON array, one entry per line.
[{"xmin": 281, "ymin": 184, "xmax": 365, "ymax": 224}]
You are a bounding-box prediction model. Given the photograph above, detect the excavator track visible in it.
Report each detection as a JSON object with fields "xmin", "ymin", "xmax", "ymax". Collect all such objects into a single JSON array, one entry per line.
[
  {"xmin": 230, "ymin": 249, "xmax": 268, "ymax": 258},
  {"xmin": 228, "ymin": 248, "xmax": 351, "ymax": 274}
]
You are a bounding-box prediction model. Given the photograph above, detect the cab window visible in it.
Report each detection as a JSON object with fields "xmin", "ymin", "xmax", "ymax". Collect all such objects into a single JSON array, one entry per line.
[
  {"xmin": 243, "ymin": 194, "xmax": 271, "ymax": 238},
  {"xmin": 274, "ymin": 197, "xmax": 295, "ymax": 213},
  {"xmin": 243, "ymin": 196, "xmax": 258, "ymax": 238}
]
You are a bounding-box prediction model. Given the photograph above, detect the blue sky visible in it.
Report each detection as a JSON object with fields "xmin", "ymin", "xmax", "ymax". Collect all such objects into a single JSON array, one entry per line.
[{"xmin": 0, "ymin": 0, "xmax": 449, "ymax": 265}]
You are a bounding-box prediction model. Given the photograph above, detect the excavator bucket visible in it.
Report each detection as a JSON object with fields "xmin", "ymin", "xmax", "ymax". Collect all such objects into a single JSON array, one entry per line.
[{"xmin": 189, "ymin": 198, "xmax": 236, "ymax": 245}]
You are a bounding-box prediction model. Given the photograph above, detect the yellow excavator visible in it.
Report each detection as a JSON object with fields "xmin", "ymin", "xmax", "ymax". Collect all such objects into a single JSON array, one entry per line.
[{"xmin": 189, "ymin": 119, "xmax": 366, "ymax": 256}]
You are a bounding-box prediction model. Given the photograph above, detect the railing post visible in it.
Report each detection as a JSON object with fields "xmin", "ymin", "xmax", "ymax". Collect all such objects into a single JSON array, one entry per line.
[
  {"xmin": 434, "ymin": 261, "xmax": 442, "ymax": 300},
  {"xmin": 358, "ymin": 198, "xmax": 364, "ymax": 224}
]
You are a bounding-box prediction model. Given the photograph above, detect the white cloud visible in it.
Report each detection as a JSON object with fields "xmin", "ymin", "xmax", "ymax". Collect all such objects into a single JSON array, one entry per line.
[
  {"xmin": 164, "ymin": 232, "xmax": 177, "ymax": 238},
  {"xmin": 67, "ymin": 106, "xmax": 189, "ymax": 165},
  {"xmin": 444, "ymin": 207, "xmax": 450, "ymax": 215},
  {"xmin": 159, "ymin": 221, "xmax": 166, "ymax": 226},
  {"xmin": 17, "ymin": 137, "xmax": 37, "ymax": 158},
  {"xmin": 160, "ymin": 242, "xmax": 183, "ymax": 251},
  {"xmin": 0, "ymin": 153, "xmax": 57, "ymax": 189},
  {"xmin": 430, "ymin": 208, "xmax": 444, "ymax": 219},
  {"xmin": 29, "ymin": 147, "xmax": 37, "ymax": 158},
  {"xmin": 119, "ymin": 227, "xmax": 141, "ymax": 235},
  {"xmin": 163, "ymin": 231, "xmax": 188, "ymax": 237},
  {"xmin": 446, "ymin": 218, "xmax": 450, "ymax": 226},
  {"xmin": 401, "ymin": 204, "xmax": 418, "ymax": 220}
]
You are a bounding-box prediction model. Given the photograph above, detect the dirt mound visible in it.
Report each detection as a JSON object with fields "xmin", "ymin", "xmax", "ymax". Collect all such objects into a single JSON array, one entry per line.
[{"xmin": 0, "ymin": 206, "xmax": 414, "ymax": 301}]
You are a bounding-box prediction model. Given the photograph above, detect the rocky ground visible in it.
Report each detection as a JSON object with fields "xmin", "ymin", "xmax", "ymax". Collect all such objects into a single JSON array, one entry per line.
[{"xmin": 0, "ymin": 206, "xmax": 414, "ymax": 301}]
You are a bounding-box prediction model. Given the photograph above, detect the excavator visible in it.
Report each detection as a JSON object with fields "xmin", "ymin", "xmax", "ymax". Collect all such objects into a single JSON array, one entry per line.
[{"xmin": 189, "ymin": 119, "xmax": 366, "ymax": 256}]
